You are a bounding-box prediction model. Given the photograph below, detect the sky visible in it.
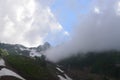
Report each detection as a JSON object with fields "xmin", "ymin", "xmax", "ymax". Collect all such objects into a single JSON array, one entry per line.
[
  {"xmin": 51, "ymin": 0, "xmax": 91, "ymax": 32},
  {"xmin": 47, "ymin": 0, "xmax": 92, "ymax": 45}
]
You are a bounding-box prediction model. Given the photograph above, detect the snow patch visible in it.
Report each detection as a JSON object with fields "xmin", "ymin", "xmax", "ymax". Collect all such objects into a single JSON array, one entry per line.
[
  {"xmin": 58, "ymin": 75, "xmax": 67, "ymax": 80},
  {"xmin": 64, "ymin": 74, "xmax": 72, "ymax": 80},
  {"xmin": 19, "ymin": 47, "xmax": 25, "ymax": 51},
  {"xmin": 0, "ymin": 68, "xmax": 25, "ymax": 80},
  {"xmin": 0, "ymin": 58, "xmax": 5, "ymax": 66},
  {"xmin": 19, "ymin": 47, "xmax": 29, "ymax": 51},
  {"xmin": 30, "ymin": 49, "xmax": 41, "ymax": 57},
  {"xmin": 58, "ymin": 74, "xmax": 72, "ymax": 80},
  {"xmin": 56, "ymin": 67, "xmax": 64, "ymax": 73},
  {"xmin": 57, "ymin": 67, "xmax": 72, "ymax": 80}
]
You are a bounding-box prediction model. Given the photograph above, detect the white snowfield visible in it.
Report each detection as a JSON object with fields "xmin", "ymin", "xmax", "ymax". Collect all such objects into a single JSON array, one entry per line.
[
  {"xmin": 64, "ymin": 74, "xmax": 72, "ymax": 80},
  {"xmin": 57, "ymin": 67, "xmax": 72, "ymax": 80},
  {"xmin": 0, "ymin": 58, "xmax": 5, "ymax": 66},
  {"xmin": 56, "ymin": 67, "xmax": 64, "ymax": 73},
  {"xmin": 58, "ymin": 75, "xmax": 67, "ymax": 80},
  {"xmin": 30, "ymin": 49, "xmax": 41, "ymax": 57},
  {"xmin": 0, "ymin": 68, "xmax": 25, "ymax": 80},
  {"xmin": 0, "ymin": 58, "xmax": 25, "ymax": 80},
  {"xmin": 19, "ymin": 47, "xmax": 29, "ymax": 51},
  {"xmin": 58, "ymin": 74, "xmax": 72, "ymax": 80}
]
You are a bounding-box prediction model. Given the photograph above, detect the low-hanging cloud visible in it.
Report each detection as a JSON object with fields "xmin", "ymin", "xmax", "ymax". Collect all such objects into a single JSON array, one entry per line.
[
  {"xmin": 45, "ymin": 0, "xmax": 120, "ymax": 62},
  {"xmin": 0, "ymin": 0, "xmax": 68, "ymax": 47}
]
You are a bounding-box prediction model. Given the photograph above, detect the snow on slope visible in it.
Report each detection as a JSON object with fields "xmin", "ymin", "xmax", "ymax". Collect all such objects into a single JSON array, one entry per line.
[
  {"xmin": 64, "ymin": 74, "xmax": 72, "ymax": 80},
  {"xmin": 58, "ymin": 75, "xmax": 67, "ymax": 80},
  {"xmin": 56, "ymin": 67, "xmax": 72, "ymax": 80},
  {"xmin": 19, "ymin": 47, "xmax": 29, "ymax": 51},
  {"xmin": 0, "ymin": 58, "xmax": 5, "ymax": 66},
  {"xmin": 0, "ymin": 58, "xmax": 25, "ymax": 80},
  {"xmin": 58, "ymin": 75, "xmax": 72, "ymax": 80},
  {"xmin": 0, "ymin": 68, "xmax": 25, "ymax": 80},
  {"xmin": 56, "ymin": 67, "xmax": 64, "ymax": 73},
  {"xmin": 30, "ymin": 49, "xmax": 41, "ymax": 57}
]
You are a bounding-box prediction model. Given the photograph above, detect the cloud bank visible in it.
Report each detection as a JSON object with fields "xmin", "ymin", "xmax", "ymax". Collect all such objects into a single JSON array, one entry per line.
[
  {"xmin": 45, "ymin": 0, "xmax": 120, "ymax": 62},
  {"xmin": 0, "ymin": 0, "xmax": 68, "ymax": 47}
]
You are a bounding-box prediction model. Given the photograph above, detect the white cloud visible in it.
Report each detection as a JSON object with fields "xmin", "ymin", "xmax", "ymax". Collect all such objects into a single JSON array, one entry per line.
[
  {"xmin": 0, "ymin": 0, "xmax": 67, "ymax": 47},
  {"xmin": 115, "ymin": 1, "xmax": 120, "ymax": 15},
  {"xmin": 94, "ymin": 7, "xmax": 100, "ymax": 14},
  {"xmin": 64, "ymin": 31, "xmax": 69, "ymax": 36}
]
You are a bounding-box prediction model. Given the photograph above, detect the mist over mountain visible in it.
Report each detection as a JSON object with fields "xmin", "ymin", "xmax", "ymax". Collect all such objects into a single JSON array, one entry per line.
[
  {"xmin": 45, "ymin": 0, "xmax": 120, "ymax": 62},
  {"xmin": 0, "ymin": 42, "xmax": 74, "ymax": 80}
]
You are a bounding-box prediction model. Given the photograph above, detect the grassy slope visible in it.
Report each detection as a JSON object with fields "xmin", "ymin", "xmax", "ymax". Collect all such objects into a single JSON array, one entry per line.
[{"xmin": 5, "ymin": 55, "xmax": 58, "ymax": 80}]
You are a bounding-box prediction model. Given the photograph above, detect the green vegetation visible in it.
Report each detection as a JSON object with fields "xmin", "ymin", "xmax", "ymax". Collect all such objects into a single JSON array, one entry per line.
[
  {"xmin": 0, "ymin": 48, "xmax": 9, "ymax": 56},
  {"xmin": 35, "ymin": 55, "xmax": 47, "ymax": 67},
  {"xmin": 59, "ymin": 50, "xmax": 120, "ymax": 80},
  {"xmin": 5, "ymin": 55, "xmax": 58, "ymax": 80}
]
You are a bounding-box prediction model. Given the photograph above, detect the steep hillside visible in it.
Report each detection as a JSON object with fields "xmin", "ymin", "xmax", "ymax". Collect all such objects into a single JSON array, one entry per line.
[
  {"xmin": 58, "ymin": 51, "xmax": 120, "ymax": 80},
  {"xmin": 0, "ymin": 57, "xmax": 25, "ymax": 80},
  {"xmin": 0, "ymin": 54, "xmax": 73, "ymax": 80},
  {"xmin": 4, "ymin": 55, "xmax": 57, "ymax": 80},
  {"xmin": 4, "ymin": 55, "xmax": 72, "ymax": 80}
]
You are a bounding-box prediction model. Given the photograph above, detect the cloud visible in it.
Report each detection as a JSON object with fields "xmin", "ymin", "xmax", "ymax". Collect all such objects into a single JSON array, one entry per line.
[
  {"xmin": 64, "ymin": 31, "xmax": 69, "ymax": 36},
  {"xmin": 94, "ymin": 7, "xmax": 100, "ymax": 14},
  {"xmin": 45, "ymin": 0, "xmax": 120, "ymax": 62},
  {"xmin": 0, "ymin": 0, "xmax": 67, "ymax": 47}
]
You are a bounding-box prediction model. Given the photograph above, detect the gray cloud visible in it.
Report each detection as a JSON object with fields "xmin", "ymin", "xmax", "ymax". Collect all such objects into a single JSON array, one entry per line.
[{"xmin": 45, "ymin": 0, "xmax": 120, "ymax": 62}]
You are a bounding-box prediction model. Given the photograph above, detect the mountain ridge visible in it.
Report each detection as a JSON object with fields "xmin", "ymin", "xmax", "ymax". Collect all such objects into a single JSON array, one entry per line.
[
  {"xmin": 0, "ymin": 42, "xmax": 51, "ymax": 57},
  {"xmin": 0, "ymin": 42, "xmax": 73, "ymax": 80}
]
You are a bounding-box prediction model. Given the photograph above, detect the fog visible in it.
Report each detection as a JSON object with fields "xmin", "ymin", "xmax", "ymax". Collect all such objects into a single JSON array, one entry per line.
[{"xmin": 45, "ymin": 0, "xmax": 120, "ymax": 62}]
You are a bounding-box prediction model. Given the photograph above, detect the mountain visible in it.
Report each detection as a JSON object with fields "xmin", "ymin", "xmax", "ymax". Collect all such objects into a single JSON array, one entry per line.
[
  {"xmin": 0, "ymin": 42, "xmax": 51, "ymax": 57},
  {"xmin": 0, "ymin": 55, "xmax": 72, "ymax": 80},
  {"xmin": 1, "ymin": 42, "xmax": 120, "ymax": 80},
  {"xmin": 0, "ymin": 43, "xmax": 73, "ymax": 80},
  {"xmin": 58, "ymin": 51, "xmax": 120, "ymax": 80}
]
